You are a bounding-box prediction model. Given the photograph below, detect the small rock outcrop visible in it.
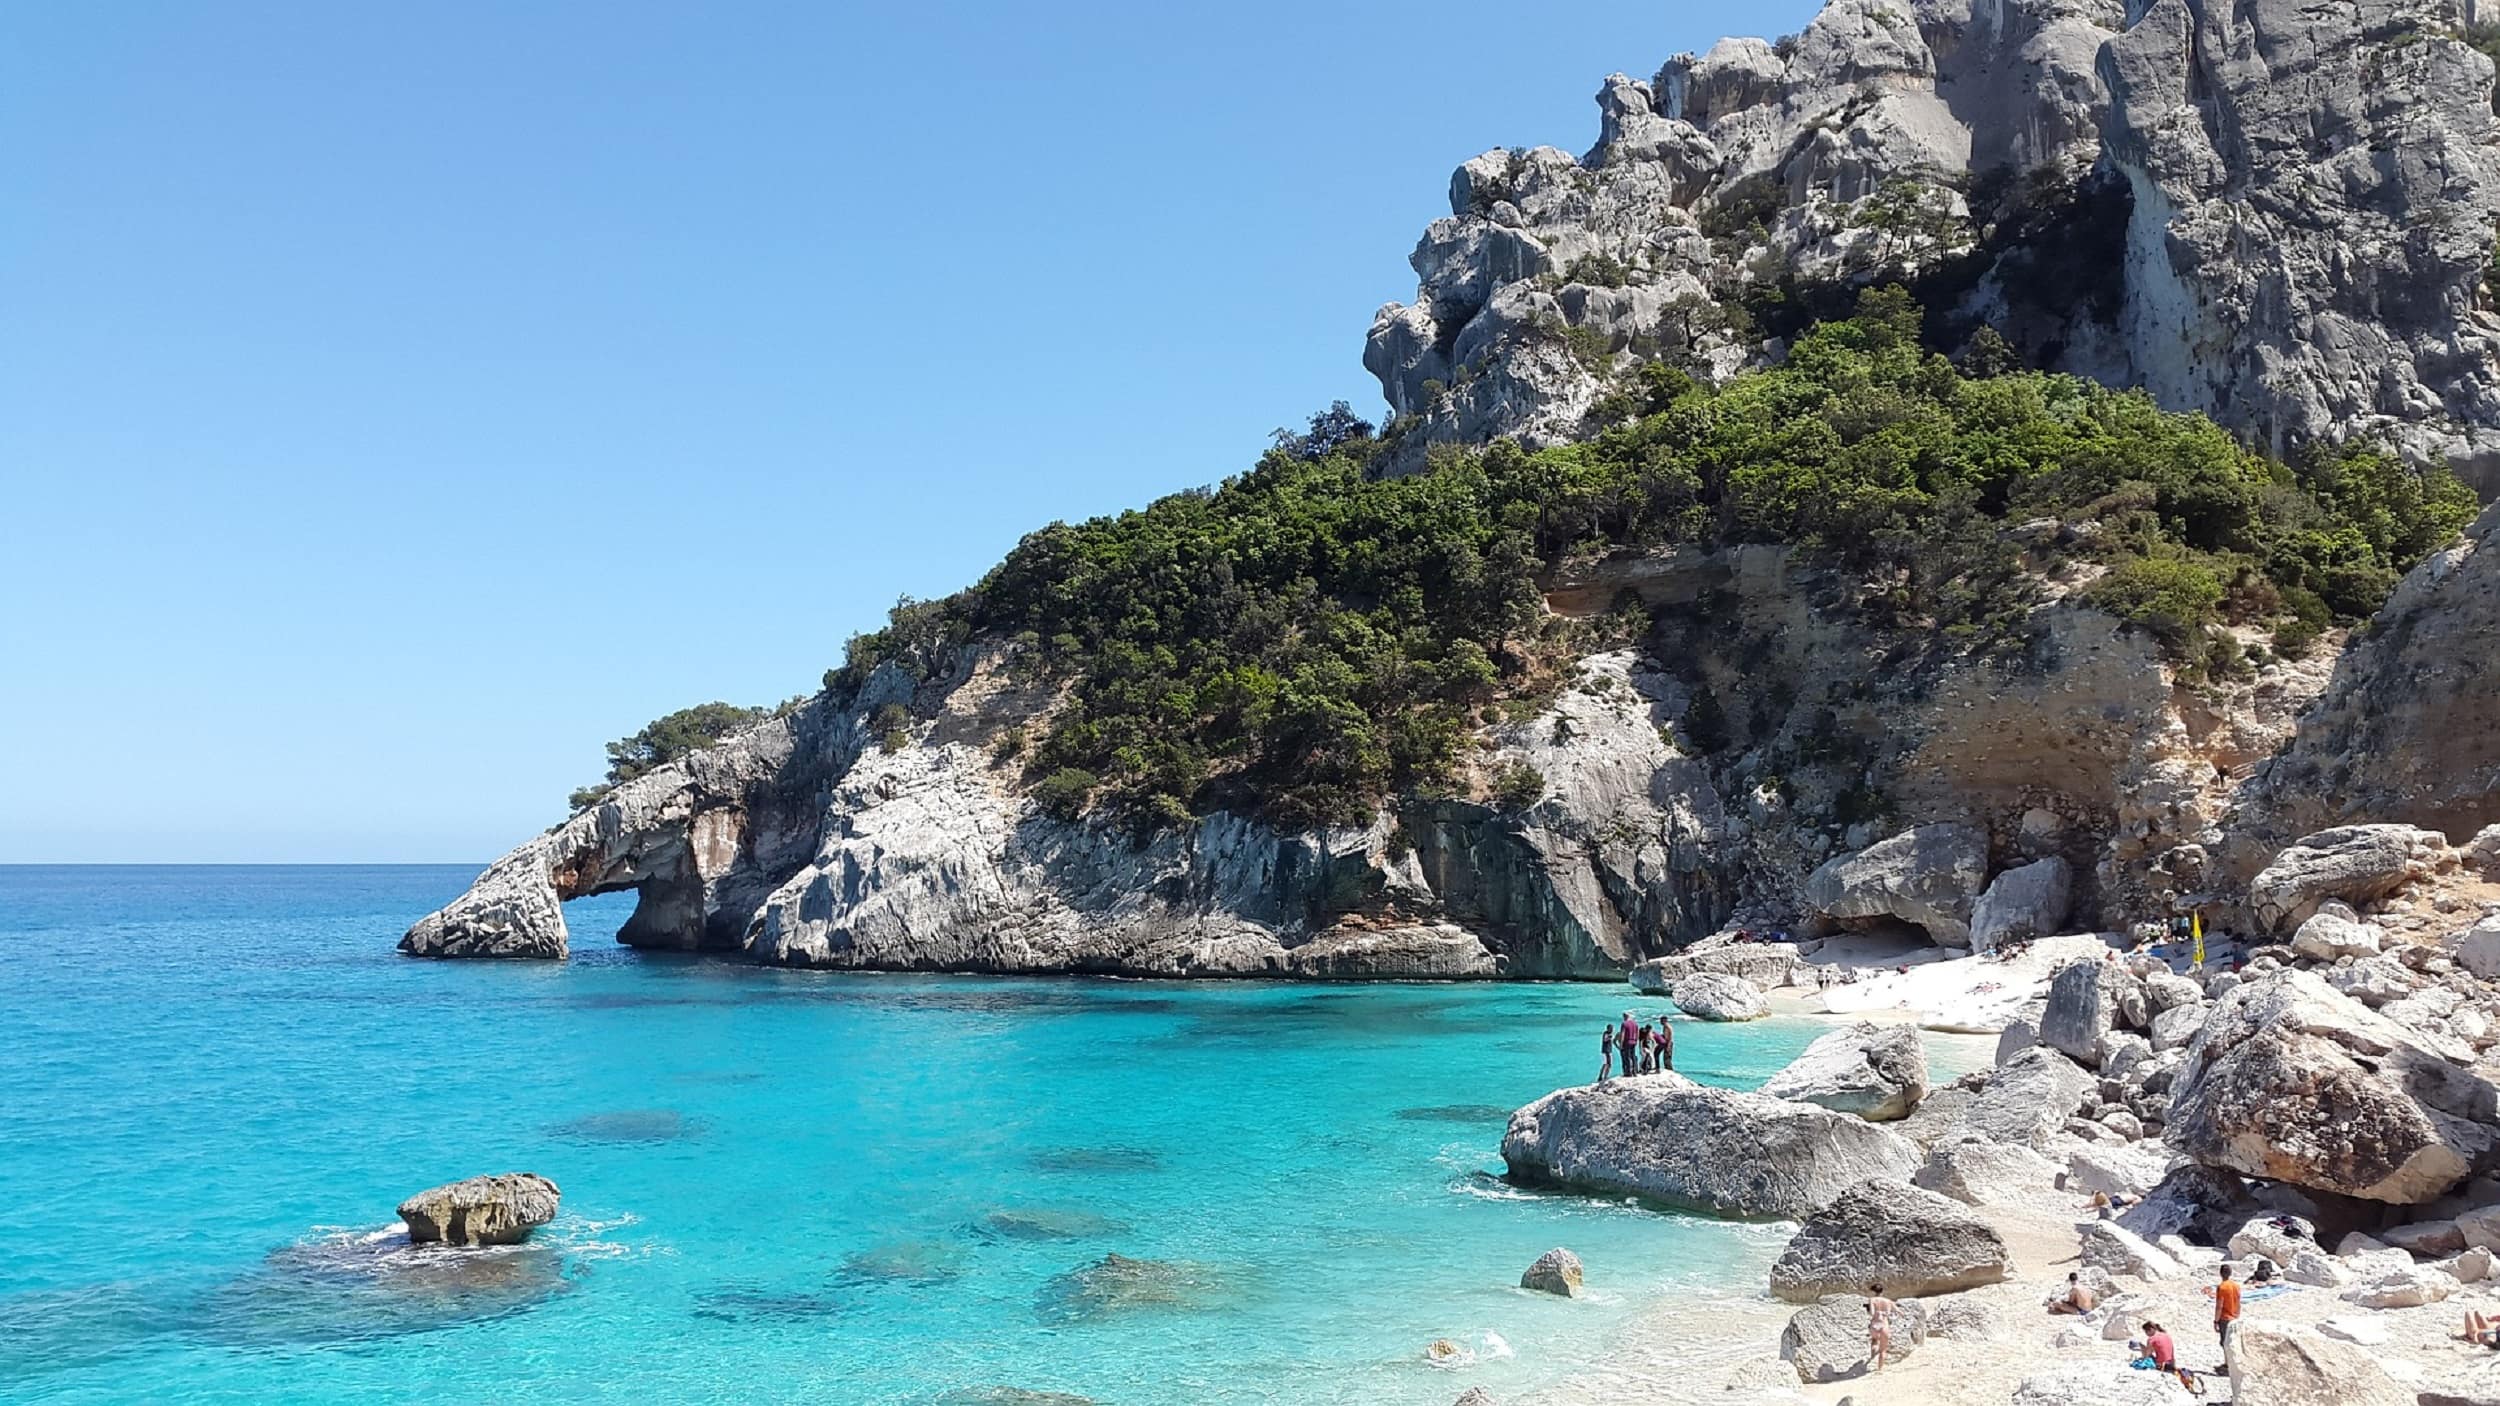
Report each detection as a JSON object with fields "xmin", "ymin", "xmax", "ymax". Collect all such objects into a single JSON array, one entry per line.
[
  {"xmin": 396, "ymin": 1173, "xmax": 560, "ymax": 1247},
  {"xmin": 1801, "ymin": 824, "xmax": 1989, "ymax": 946},
  {"xmin": 1519, "ymin": 1248, "xmax": 1583, "ymax": 1297},
  {"xmin": 1760, "ymin": 1021, "xmax": 1929, "ymax": 1121},
  {"xmin": 2245, "ymin": 825, "xmax": 2452, "ymax": 933},
  {"xmin": 1767, "ymin": 1177, "xmax": 2012, "ymax": 1302},
  {"xmin": 2165, "ymin": 971, "xmax": 2500, "ymax": 1204},
  {"xmin": 1630, "ymin": 941, "xmax": 1799, "ymax": 991},
  {"xmin": 1502, "ymin": 1074, "xmax": 1921, "ymax": 1218},
  {"xmin": 1671, "ymin": 971, "xmax": 1770, "ymax": 1021}
]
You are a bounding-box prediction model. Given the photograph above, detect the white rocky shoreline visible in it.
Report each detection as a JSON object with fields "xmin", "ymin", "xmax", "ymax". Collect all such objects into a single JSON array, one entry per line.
[{"xmin": 1458, "ymin": 821, "xmax": 2500, "ymax": 1406}]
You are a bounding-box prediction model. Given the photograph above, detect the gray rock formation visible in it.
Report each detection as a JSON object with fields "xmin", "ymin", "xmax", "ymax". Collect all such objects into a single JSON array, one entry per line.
[
  {"xmin": 2245, "ymin": 824, "xmax": 2455, "ymax": 933},
  {"xmin": 1501, "ymin": 1073, "xmax": 1922, "ymax": 1217},
  {"xmin": 1671, "ymin": 971, "xmax": 1770, "ymax": 1021},
  {"xmin": 2291, "ymin": 903, "xmax": 2383, "ymax": 962},
  {"xmin": 1969, "ymin": 857, "xmax": 2072, "ymax": 952},
  {"xmin": 406, "ymin": 651, "xmax": 1736, "ymax": 978},
  {"xmin": 2039, "ymin": 959, "xmax": 2143, "ymax": 1066},
  {"xmin": 1780, "ymin": 1292, "xmax": 1925, "ymax": 1383},
  {"xmin": 1802, "ymin": 824, "xmax": 1990, "ymax": 946},
  {"xmin": 2011, "ymin": 1362, "xmax": 2205, "ymax": 1406},
  {"xmin": 2165, "ymin": 970, "xmax": 2500, "ymax": 1203},
  {"xmin": 1768, "ymin": 1177, "xmax": 2012, "ymax": 1302},
  {"xmin": 1912, "ymin": 1137, "xmax": 2060, "ymax": 1207},
  {"xmin": 1760, "ymin": 1021, "xmax": 1930, "ymax": 1120},
  {"xmin": 1630, "ymin": 941, "xmax": 1799, "ymax": 991},
  {"xmin": 1963, "ymin": 1046, "xmax": 2095, "ymax": 1149},
  {"xmin": 396, "ymin": 1173, "xmax": 560, "ymax": 1247},
  {"xmin": 1519, "ymin": 1247, "xmax": 1584, "ymax": 1297},
  {"xmin": 1369, "ymin": 0, "xmax": 2500, "ymax": 488},
  {"xmin": 2224, "ymin": 1322, "xmax": 2413, "ymax": 1406}
]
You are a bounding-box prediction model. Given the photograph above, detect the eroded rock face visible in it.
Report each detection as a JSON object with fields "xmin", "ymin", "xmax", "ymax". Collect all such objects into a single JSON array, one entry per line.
[
  {"xmin": 1768, "ymin": 1177, "xmax": 2011, "ymax": 1301},
  {"xmin": 1802, "ymin": 824, "xmax": 1989, "ymax": 945},
  {"xmin": 2164, "ymin": 971, "xmax": 2500, "ymax": 1204},
  {"xmin": 397, "ymin": 1173, "xmax": 560, "ymax": 1247},
  {"xmin": 1969, "ymin": 857, "xmax": 2072, "ymax": 952},
  {"xmin": 2245, "ymin": 825, "xmax": 2453, "ymax": 933},
  {"xmin": 1501, "ymin": 1074, "xmax": 1922, "ymax": 1218},
  {"xmin": 1761, "ymin": 1021, "xmax": 1930, "ymax": 1121}
]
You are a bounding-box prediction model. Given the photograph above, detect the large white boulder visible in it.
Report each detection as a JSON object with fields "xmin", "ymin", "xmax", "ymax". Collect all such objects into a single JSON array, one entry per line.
[
  {"xmin": 1963, "ymin": 1046, "xmax": 2095, "ymax": 1150},
  {"xmin": 1779, "ymin": 1292, "xmax": 1923, "ymax": 1383},
  {"xmin": 2225, "ymin": 1322, "xmax": 2411, "ymax": 1406},
  {"xmin": 1502, "ymin": 1074, "xmax": 1921, "ymax": 1218},
  {"xmin": 2039, "ymin": 959, "xmax": 2145, "ymax": 1066},
  {"xmin": 2011, "ymin": 1362, "xmax": 2198, "ymax": 1406},
  {"xmin": 1969, "ymin": 857, "xmax": 2072, "ymax": 951},
  {"xmin": 1913, "ymin": 1138, "xmax": 2060, "ymax": 1207},
  {"xmin": 2291, "ymin": 902, "xmax": 2382, "ymax": 961},
  {"xmin": 1672, "ymin": 971, "xmax": 1769, "ymax": 1021},
  {"xmin": 2248, "ymin": 825, "xmax": 2450, "ymax": 933},
  {"xmin": 1759, "ymin": 1021, "xmax": 1929, "ymax": 1121},
  {"xmin": 1768, "ymin": 1177, "xmax": 2011, "ymax": 1302},
  {"xmin": 2077, "ymin": 1219, "xmax": 2182, "ymax": 1280},
  {"xmin": 2455, "ymin": 915, "xmax": 2500, "ymax": 981},
  {"xmin": 1630, "ymin": 942, "xmax": 1800, "ymax": 991},
  {"xmin": 2164, "ymin": 970, "xmax": 2500, "ymax": 1204},
  {"xmin": 1801, "ymin": 824, "xmax": 1988, "ymax": 945}
]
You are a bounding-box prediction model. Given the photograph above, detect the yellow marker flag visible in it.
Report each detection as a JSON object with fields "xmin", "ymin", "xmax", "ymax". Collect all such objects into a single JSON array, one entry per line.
[{"xmin": 2191, "ymin": 911, "xmax": 2205, "ymax": 967}]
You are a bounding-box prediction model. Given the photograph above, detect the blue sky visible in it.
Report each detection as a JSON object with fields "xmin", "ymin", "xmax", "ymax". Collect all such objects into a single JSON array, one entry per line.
[{"xmin": 1, "ymin": 0, "xmax": 1822, "ymax": 863}]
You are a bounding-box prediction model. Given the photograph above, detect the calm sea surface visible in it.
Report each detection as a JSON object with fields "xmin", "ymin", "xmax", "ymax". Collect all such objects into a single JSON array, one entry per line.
[{"xmin": 1, "ymin": 866, "xmax": 1871, "ymax": 1404}]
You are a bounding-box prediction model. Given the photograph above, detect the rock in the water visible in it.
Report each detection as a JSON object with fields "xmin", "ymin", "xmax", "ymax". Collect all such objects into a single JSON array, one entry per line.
[
  {"xmin": 2225, "ymin": 1322, "xmax": 2412, "ymax": 1406},
  {"xmin": 2248, "ymin": 826, "xmax": 2450, "ymax": 933},
  {"xmin": 1802, "ymin": 824, "xmax": 1988, "ymax": 945},
  {"xmin": 1969, "ymin": 857, "xmax": 2072, "ymax": 952},
  {"xmin": 2040, "ymin": 959, "xmax": 2143, "ymax": 1066},
  {"xmin": 1779, "ymin": 1293, "xmax": 1922, "ymax": 1383},
  {"xmin": 1671, "ymin": 971, "xmax": 1768, "ymax": 1021},
  {"xmin": 1033, "ymin": 1254, "xmax": 1221, "ymax": 1324},
  {"xmin": 1502, "ymin": 1074, "xmax": 1920, "ymax": 1218},
  {"xmin": 1759, "ymin": 1021, "xmax": 1929, "ymax": 1121},
  {"xmin": 1768, "ymin": 1178, "xmax": 2010, "ymax": 1302},
  {"xmin": 1631, "ymin": 942, "xmax": 1798, "ymax": 991},
  {"xmin": 1963, "ymin": 1046, "xmax": 2095, "ymax": 1150},
  {"xmin": 2291, "ymin": 903, "xmax": 2382, "ymax": 962},
  {"xmin": 1450, "ymin": 1390, "xmax": 1496, "ymax": 1406},
  {"xmin": 1519, "ymin": 1248, "xmax": 1582, "ymax": 1297},
  {"xmin": 396, "ymin": 1173, "xmax": 560, "ymax": 1247},
  {"xmin": 1913, "ymin": 1138, "xmax": 2059, "ymax": 1207},
  {"xmin": 2164, "ymin": 970, "xmax": 2499, "ymax": 1204}
]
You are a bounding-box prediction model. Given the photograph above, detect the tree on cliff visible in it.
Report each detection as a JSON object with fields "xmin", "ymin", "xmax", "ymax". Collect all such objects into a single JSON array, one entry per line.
[{"xmin": 568, "ymin": 702, "xmax": 769, "ymax": 811}]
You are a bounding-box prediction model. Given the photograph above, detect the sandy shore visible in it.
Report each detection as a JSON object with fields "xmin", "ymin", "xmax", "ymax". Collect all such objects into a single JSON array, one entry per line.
[{"xmin": 1511, "ymin": 939, "xmax": 2500, "ymax": 1405}]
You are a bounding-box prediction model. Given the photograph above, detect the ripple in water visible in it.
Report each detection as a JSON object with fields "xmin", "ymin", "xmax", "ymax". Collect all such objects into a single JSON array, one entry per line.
[
  {"xmin": 1393, "ymin": 1104, "xmax": 1513, "ymax": 1124},
  {"xmin": 1027, "ymin": 1146, "xmax": 1161, "ymax": 1174},
  {"xmin": 544, "ymin": 1108, "xmax": 703, "ymax": 1143}
]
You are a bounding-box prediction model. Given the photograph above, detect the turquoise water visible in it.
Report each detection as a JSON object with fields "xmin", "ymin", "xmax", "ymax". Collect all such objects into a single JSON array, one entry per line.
[{"xmin": 1, "ymin": 866, "xmax": 1844, "ymax": 1405}]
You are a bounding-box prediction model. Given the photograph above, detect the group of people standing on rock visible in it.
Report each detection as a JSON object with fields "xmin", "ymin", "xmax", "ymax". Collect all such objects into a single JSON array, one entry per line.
[{"xmin": 1597, "ymin": 1010, "xmax": 1672, "ymax": 1081}]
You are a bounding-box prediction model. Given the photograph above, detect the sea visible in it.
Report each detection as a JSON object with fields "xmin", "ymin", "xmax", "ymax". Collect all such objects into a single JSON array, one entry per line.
[{"xmin": 0, "ymin": 865, "xmax": 1949, "ymax": 1404}]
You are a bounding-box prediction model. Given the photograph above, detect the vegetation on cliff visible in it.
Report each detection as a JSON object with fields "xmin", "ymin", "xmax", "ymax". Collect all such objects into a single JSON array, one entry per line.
[
  {"xmin": 799, "ymin": 290, "xmax": 2475, "ymax": 831},
  {"xmin": 567, "ymin": 702, "xmax": 774, "ymax": 811}
]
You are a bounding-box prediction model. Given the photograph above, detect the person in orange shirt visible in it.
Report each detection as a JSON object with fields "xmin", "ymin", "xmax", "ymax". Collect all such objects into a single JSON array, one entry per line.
[{"xmin": 2211, "ymin": 1264, "xmax": 2242, "ymax": 1358}]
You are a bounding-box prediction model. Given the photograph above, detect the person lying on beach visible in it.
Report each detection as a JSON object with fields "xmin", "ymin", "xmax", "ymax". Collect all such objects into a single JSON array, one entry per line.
[
  {"xmin": 2463, "ymin": 1309, "xmax": 2500, "ymax": 1348},
  {"xmin": 2048, "ymin": 1272, "xmax": 2095, "ymax": 1314}
]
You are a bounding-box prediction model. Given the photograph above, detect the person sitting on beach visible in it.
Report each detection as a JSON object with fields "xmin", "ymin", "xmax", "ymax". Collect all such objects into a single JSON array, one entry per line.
[
  {"xmin": 1866, "ymin": 1285, "xmax": 1895, "ymax": 1371},
  {"xmin": 1598, "ymin": 1024, "xmax": 1616, "ymax": 1082},
  {"xmin": 2048, "ymin": 1272, "xmax": 2095, "ymax": 1315},
  {"xmin": 2142, "ymin": 1321, "xmax": 2175, "ymax": 1371}
]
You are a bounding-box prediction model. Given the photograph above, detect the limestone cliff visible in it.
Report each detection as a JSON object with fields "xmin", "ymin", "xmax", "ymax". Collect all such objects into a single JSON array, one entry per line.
[{"xmin": 1366, "ymin": 0, "xmax": 2500, "ymax": 489}]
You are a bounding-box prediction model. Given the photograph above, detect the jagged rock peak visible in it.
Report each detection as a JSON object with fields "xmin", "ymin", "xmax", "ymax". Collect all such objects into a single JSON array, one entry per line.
[{"xmin": 1366, "ymin": 0, "xmax": 2500, "ymax": 491}]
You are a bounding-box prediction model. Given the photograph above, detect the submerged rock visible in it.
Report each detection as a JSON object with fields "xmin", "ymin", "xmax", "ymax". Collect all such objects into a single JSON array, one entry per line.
[
  {"xmin": 1034, "ymin": 1254, "xmax": 1222, "ymax": 1325},
  {"xmin": 198, "ymin": 1229, "xmax": 570, "ymax": 1346},
  {"xmin": 977, "ymin": 1208, "xmax": 1128, "ymax": 1242},
  {"xmin": 1501, "ymin": 1074, "xmax": 1920, "ymax": 1218},
  {"xmin": 1759, "ymin": 1021, "xmax": 1928, "ymax": 1121},
  {"xmin": 396, "ymin": 1173, "xmax": 559, "ymax": 1247},
  {"xmin": 836, "ymin": 1238, "xmax": 968, "ymax": 1285},
  {"xmin": 1027, "ymin": 1146, "xmax": 1162, "ymax": 1173},
  {"xmin": 542, "ymin": 1109, "xmax": 697, "ymax": 1144},
  {"xmin": 1768, "ymin": 1178, "xmax": 2010, "ymax": 1303}
]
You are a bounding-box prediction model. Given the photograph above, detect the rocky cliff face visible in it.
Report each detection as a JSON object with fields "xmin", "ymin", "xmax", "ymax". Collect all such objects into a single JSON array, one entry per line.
[{"xmin": 1365, "ymin": 0, "xmax": 2500, "ymax": 489}]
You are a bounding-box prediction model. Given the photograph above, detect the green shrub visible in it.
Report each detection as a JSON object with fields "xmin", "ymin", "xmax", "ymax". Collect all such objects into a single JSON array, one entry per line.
[
  {"xmin": 1032, "ymin": 768, "xmax": 1099, "ymax": 821},
  {"xmin": 570, "ymin": 701, "xmax": 767, "ymax": 809},
  {"xmin": 1564, "ymin": 252, "xmax": 1630, "ymax": 288},
  {"xmin": 873, "ymin": 702, "xmax": 911, "ymax": 753},
  {"xmin": 2086, "ymin": 556, "xmax": 2227, "ymax": 648},
  {"xmin": 1491, "ymin": 762, "xmax": 1546, "ymax": 810}
]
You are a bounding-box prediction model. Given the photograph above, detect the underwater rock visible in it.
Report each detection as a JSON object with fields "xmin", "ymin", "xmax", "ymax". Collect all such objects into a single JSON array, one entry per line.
[
  {"xmin": 977, "ymin": 1208, "xmax": 1129, "ymax": 1242},
  {"xmin": 1034, "ymin": 1253, "xmax": 1222, "ymax": 1325},
  {"xmin": 197, "ymin": 1229, "xmax": 570, "ymax": 1346},
  {"xmin": 542, "ymin": 1109, "xmax": 699, "ymax": 1144},
  {"xmin": 1027, "ymin": 1146, "xmax": 1162, "ymax": 1173},
  {"xmin": 837, "ymin": 1239, "xmax": 969, "ymax": 1286}
]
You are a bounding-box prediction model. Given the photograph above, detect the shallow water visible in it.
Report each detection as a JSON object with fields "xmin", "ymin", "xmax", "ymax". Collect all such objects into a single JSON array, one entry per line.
[{"xmin": 2, "ymin": 866, "xmax": 1871, "ymax": 1404}]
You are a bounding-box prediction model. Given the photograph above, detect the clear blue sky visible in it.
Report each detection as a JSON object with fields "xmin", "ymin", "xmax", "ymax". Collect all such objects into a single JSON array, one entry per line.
[{"xmin": 1, "ymin": 0, "xmax": 1821, "ymax": 863}]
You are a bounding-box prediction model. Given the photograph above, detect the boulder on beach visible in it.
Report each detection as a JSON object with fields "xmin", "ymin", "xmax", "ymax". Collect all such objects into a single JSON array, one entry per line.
[
  {"xmin": 2165, "ymin": 970, "xmax": 2499, "ymax": 1204},
  {"xmin": 1912, "ymin": 1138, "xmax": 2060, "ymax": 1207},
  {"xmin": 1768, "ymin": 1177, "xmax": 2011, "ymax": 1302},
  {"xmin": 396, "ymin": 1173, "xmax": 560, "ymax": 1247},
  {"xmin": 1630, "ymin": 942, "xmax": 1799, "ymax": 992},
  {"xmin": 1779, "ymin": 1293, "xmax": 1923, "ymax": 1383},
  {"xmin": 1968, "ymin": 857, "xmax": 2071, "ymax": 952},
  {"xmin": 2039, "ymin": 959, "xmax": 2144, "ymax": 1066},
  {"xmin": 2247, "ymin": 825, "xmax": 2450, "ymax": 932},
  {"xmin": 1962, "ymin": 1046, "xmax": 2094, "ymax": 1150},
  {"xmin": 2224, "ymin": 1322, "xmax": 2411, "ymax": 1406},
  {"xmin": 1801, "ymin": 823, "xmax": 1987, "ymax": 946},
  {"xmin": 1759, "ymin": 1021, "xmax": 1929, "ymax": 1122},
  {"xmin": 1519, "ymin": 1247, "xmax": 1583, "ymax": 1297},
  {"xmin": 1671, "ymin": 971, "xmax": 1769, "ymax": 1021},
  {"xmin": 2011, "ymin": 1362, "xmax": 2201, "ymax": 1406},
  {"xmin": 1501, "ymin": 1074, "xmax": 1921, "ymax": 1219},
  {"xmin": 2290, "ymin": 903, "xmax": 2382, "ymax": 962}
]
